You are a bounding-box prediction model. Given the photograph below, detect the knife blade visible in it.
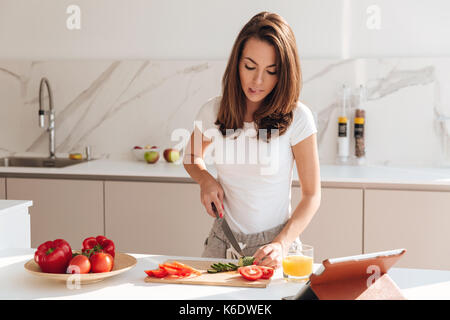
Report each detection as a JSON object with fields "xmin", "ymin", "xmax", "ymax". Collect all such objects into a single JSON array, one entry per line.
[{"xmin": 211, "ymin": 203, "xmax": 245, "ymax": 257}]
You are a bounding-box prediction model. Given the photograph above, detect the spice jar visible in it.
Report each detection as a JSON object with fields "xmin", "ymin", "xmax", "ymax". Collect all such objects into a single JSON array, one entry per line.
[{"xmin": 354, "ymin": 109, "xmax": 365, "ymax": 158}]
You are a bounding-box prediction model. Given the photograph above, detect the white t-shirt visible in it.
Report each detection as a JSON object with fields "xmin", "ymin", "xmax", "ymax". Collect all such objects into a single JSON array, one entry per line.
[{"xmin": 194, "ymin": 96, "xmax": 317, "ymax": 234}]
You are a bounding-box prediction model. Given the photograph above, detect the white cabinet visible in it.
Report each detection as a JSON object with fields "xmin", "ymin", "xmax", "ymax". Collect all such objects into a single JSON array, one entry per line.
[
  {"xmin": 364, "ymin": 189, "xmax": 450, "ymax": 270},
  {"xmin": 291, "ymin": 187, "xmax": 363, "ymax": 263},
  {"xmin": 105, "ymin": 181, "xmax": 212, "ymax": 256},
  {"xmin": 0, "ymin": 200, "xmax": 32, "ymax": 250},
  {"xmin": 0, "ymin": 177, "xmax": 5, "ymax": 199},
  {"xmin": 7, "ymin": 178, "xmax": 104, "ymax": 248}
]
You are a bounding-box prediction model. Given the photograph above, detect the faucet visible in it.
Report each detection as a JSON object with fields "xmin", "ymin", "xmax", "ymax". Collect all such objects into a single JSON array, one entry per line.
[{"xmin": 38, "ymin": 77, "xmax": 56, "ymax": 159}]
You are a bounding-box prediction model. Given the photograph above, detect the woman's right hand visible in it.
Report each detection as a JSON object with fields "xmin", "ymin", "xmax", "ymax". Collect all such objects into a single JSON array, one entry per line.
[{"xmin": 199, "ymin": 175, "xmax": 225, "ymax": 218}]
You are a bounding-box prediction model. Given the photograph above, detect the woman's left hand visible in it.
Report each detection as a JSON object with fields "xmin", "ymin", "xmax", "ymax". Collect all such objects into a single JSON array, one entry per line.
[{"xmin": 253, "ymin": 242, "xmax": 283, "ymax": 269}]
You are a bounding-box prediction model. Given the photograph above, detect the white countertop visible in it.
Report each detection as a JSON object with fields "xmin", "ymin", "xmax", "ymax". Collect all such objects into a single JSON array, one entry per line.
[
  {"xmin": 1, "ymin": 248, "xmax": 449, "ymax": 300},
  {"xmin": 0, "ymin": 200, "xmax": 33, "ymax": 214},
  {"xmin": 1, "ymin": 156, "xmax": 450, "ymax": 189}
]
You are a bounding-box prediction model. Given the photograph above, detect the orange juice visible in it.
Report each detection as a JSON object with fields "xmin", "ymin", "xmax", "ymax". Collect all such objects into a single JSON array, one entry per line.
[{"xmin": 282, "ymin": 255, "xmax": 313, "ymax": 278}]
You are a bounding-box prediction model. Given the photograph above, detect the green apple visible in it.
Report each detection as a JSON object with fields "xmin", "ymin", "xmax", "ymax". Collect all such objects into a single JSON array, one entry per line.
[
  {"xmin": 163, "ymin": 148, "xmax": 180, "ymax": 163},
  {"xmin": 144, "ymin": 150, "xmax": 159, "ymax": 164}
]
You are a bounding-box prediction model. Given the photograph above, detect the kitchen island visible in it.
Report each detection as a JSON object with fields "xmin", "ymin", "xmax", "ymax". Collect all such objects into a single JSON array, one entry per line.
[{"xmin": 1, "ymin": 248, "xmax": 449, "ymax": 300}]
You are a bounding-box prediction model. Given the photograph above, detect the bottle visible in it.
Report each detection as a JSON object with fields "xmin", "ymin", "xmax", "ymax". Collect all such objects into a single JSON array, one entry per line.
[
  {"xmin": 354, "ymin": 85, "xmax": 366, "ymax": 165},
  {"xmin": 336, "ymin": 85, "xmax": 350, "ymax": 165}
]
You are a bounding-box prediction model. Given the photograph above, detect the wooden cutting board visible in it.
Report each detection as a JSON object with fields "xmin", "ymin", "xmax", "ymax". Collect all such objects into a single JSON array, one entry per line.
[{"xmin": 144, "ymin": 259, "xmax": 271, "ymax": 288}]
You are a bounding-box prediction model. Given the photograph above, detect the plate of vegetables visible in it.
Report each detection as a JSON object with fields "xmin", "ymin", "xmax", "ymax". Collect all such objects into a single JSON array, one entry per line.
[{"xmin": 24, "ymin": 236, "xmax": 137, "ymax": 284}]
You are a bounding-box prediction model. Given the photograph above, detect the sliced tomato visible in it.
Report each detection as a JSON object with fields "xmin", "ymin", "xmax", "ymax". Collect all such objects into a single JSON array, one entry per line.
[
  {"xmin": 258, "ymin": 266, "xmax": 274, "ymax": 279},
  {"xmin": 238, "ymin": 266, "xmax": 263, "ymax": 281},
  {"xmin": 145, "ymin": 268, "xmax": 168, "ymax": 278}
]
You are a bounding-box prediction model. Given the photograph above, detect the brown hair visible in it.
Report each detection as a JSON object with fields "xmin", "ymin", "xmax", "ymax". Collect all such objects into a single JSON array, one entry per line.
[{"xmin": 216, "ymin": 11, "xmax": 302, "ymax": 142}]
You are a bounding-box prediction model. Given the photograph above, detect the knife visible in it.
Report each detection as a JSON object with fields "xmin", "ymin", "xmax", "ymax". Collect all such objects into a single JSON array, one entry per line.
[{"xmin": 211, "ymin": 202, "xmax": 245, "ymax": 257}]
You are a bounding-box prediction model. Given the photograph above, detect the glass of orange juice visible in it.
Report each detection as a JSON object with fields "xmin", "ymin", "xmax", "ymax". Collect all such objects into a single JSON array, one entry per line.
[{"xmin": 282, "ymin": 243, "xmax": 313, "ymax": 282}]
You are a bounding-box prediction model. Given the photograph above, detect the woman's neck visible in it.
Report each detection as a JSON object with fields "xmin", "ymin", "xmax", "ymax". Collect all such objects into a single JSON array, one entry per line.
[{"xmin": 244, "ymin": 99, "xmax": 261, "ymax": 122}]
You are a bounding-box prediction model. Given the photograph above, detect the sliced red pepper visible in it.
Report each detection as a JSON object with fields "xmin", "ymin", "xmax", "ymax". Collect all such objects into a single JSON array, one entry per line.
[
  {"xmin": 145, "ymin": 268, "xmax": 168, "ymax": 278},
  {"xmin": 159, "ymin": 265, "xmax": 182, "ymax": 275},
  {"xmin": 144, "ymin": 270, "xmax": 154, "ymax": 277},
  {"xmin": 162, "ymin": 261, "xmax": 201, "ymax": 276}
]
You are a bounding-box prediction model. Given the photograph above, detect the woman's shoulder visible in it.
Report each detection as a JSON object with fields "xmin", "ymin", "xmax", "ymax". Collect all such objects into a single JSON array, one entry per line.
[
  {"xmin": 197, "ymin": 95, "xmax": 221, "ymax": 117},
  {"xmin": 194, "ymin": 96, "xmax": 222, "ymax": 128},
  {"xmin": 292, "ymin": 100, "xmax": 313, "ymax": 116},
  {"xmin": 287, "ymin": 101, "xmax": 317, "ymax": 145},
  {"xmin": 291, "ymin": 101, "xmax": 316, "ymax": 125},
  {"xmin": 203, "ymin": 95, "xmax": 222, "ymax": 109}
]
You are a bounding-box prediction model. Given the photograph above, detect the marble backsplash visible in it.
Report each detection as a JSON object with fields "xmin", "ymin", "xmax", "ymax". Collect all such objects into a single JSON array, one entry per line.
[{"xmin": 1, "ymin": 58, "xmax": 450, "ymax": 168}]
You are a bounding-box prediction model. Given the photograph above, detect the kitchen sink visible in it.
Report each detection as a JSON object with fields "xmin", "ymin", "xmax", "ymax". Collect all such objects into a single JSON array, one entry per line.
[{"xmin": 0, "ymin": 156, "xmax": 89, "ymax": 168}]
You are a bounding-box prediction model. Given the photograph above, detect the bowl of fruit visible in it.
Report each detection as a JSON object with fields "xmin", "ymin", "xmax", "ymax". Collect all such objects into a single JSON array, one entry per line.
[{"xmin": 24, "ymin": 236, "xmax": 137, "ymax": 284}]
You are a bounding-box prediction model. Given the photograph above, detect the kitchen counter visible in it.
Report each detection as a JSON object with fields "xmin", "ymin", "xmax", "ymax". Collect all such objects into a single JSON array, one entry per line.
[
  {"xmin": 1, "ymin": 248, "xmax": 449, "ymax": 300},
  {"xmin": 1, "ymin": 157, "xmax": 450, "ymax": 190}
]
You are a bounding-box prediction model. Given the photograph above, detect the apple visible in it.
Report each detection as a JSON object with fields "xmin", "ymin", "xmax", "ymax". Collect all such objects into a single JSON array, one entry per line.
[
  {"xmin": 163, "ymin": 148, "xmax": 180, "ymax": 163},
  {"xmin": 133, "ymin": 146, "xmax": 142, "ymax": 150},
  {"xmin": 144, "ymin": 150, "xmax": 159, "ymax": 164}
]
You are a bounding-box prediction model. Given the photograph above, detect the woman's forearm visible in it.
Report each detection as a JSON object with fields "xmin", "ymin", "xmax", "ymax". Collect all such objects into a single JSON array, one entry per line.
[
  {"xmin": 183, "ymin": 154, "xmax": 214, "ymax": 186},
  {"xmin": 273, "ymin": 193, "xmax": 321, "ymax": 251}
]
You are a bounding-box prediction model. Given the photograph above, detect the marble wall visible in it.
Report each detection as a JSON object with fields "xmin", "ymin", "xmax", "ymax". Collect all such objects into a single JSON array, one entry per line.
[{"xmin": 1, "ymin": 58, "xmax": 449, "ymax": 167}]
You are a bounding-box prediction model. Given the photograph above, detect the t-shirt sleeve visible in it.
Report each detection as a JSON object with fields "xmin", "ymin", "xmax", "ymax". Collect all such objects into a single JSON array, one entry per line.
[
  {"xmin": 194, "ymin": 96, "xmax": 220, "ymax": 140},
  {"xmin": 289, "ymin": 102, "xmax": 318, "ymax": 146}
]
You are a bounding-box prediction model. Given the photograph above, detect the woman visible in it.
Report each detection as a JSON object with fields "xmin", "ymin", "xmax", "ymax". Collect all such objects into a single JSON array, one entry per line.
[{"xmin": 183, "ymin": 12, "xmax": 321, "ymax": 269}]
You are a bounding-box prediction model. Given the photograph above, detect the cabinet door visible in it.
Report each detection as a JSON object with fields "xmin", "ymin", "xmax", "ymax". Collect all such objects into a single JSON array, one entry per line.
[
  {"xmin": 365, "ymin": 189, "xmax": 450, "ymax": 270},
  {"xmin": 7, "ymin": 178, "xmax": 103, "ymax": 248},
  {"xmin": 291, "ymin": 187, "xmax": 363, "ymax": 263},
  {"xmin": 0, "ymin": 177, "xmax": 5, "ymax": 199},
  {"xmin": 105, "ymin": 181, "xmax": 212, "ymax": 256}
]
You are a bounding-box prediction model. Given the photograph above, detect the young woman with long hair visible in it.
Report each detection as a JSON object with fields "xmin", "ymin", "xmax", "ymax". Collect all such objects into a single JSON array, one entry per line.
[{"xmin": 183, "ymin": 11, "xmax": 321, "ymax": 269}]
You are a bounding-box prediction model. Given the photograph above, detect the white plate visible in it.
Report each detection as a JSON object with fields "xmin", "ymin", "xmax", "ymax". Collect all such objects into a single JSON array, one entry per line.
[{"xmin": 24, "ymin": 252, "xmax": 137, "ymax": 284}]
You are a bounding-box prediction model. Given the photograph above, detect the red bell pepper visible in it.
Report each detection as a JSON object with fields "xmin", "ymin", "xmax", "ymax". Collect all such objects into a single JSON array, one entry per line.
[
  {"xmin": 34, "ymin": 239, "xmax": 73, "ymax": 273},
  {"xmin": 82, "ymin": 235, "xmax": 115, "ymax": 258}
]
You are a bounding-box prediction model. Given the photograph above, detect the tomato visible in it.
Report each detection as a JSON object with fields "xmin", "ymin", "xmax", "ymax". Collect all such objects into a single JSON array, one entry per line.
[
  {"xmin": 67, "ymin": 255, "xmax": 91, "ymax": 274},
  {"xmin": 258, "ymin": 266, "xmax": 274, "ymax": 279},
  {"xmin": 89, "ymin": 252, "xmax": 114, "ymax": 273},
  {"xmin": 238, "ymin": 266, "xmax": 263, "ymax": 281}
]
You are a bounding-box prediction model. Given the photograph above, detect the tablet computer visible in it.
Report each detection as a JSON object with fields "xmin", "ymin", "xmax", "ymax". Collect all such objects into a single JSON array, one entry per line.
[{"xmin": 284, "ymin": 248, "xmax": 407, "ymax": 300}]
